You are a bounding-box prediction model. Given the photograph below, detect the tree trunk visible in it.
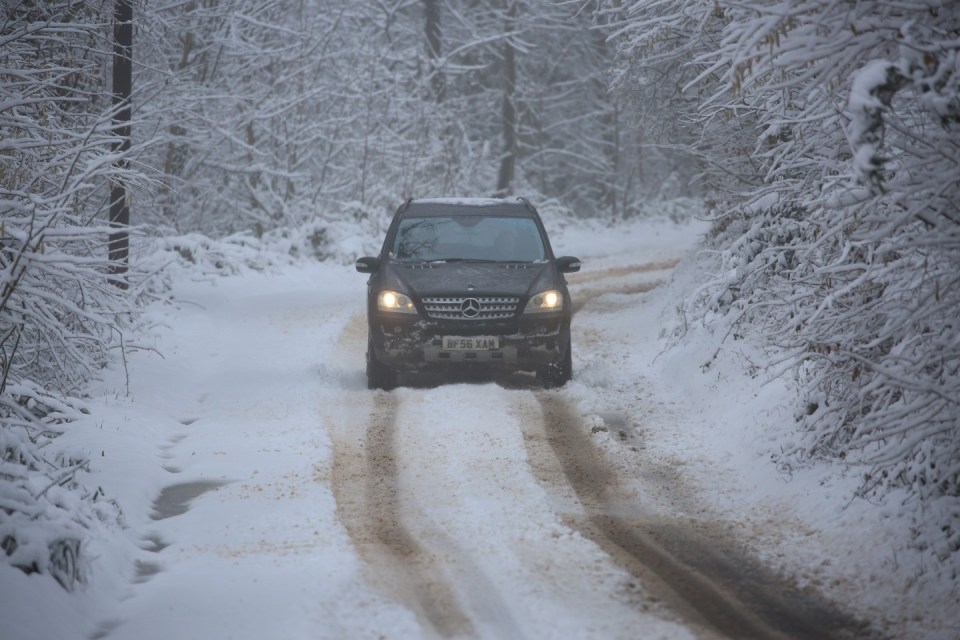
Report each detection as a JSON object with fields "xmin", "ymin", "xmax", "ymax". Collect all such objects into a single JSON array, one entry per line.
[
  {"xmin": 424, "ymin": 0, "xmax": 445, "ymax": 103},
  {"xmin": 109, "ymin": 0, "xmax": 132, "ymax": 287},
  {"xmin": 495, "ymin": 1, "xmax": 517, "ymax": 197}
]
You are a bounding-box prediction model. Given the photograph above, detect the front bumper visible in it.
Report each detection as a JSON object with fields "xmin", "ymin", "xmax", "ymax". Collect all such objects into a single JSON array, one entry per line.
[{"xmin": 370, "ymin": 313, "xmax": 568, "ymax": 373}]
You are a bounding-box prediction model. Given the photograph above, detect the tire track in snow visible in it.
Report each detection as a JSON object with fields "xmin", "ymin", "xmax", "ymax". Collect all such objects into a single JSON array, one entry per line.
[
  {"xmin": 571, "ymin": 281, "xmax": 663, "ymax": 315},
  {"xmin": 363, "ymin": 394, "xmax": 474, "ymax": 637},
  {"xmin": 565, "ymin": 259, "xmax": 681, "ymax": 286},
  {"xmin": 331, "ymin": 312, "xmax": 473, "ymax": 636},
  {"xmin": 566, "ymin": 259, "xmax": 678, "ymax": 315},
  {"xmin": 330, "ymin": 386, "xmax": 473, "ymax": 637},
  {"xmin": 530, "ymin": 394, "xmax": 875, "ymax": 640}
]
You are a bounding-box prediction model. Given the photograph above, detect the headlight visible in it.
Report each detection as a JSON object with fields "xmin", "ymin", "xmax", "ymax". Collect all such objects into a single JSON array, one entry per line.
[
  {"xmin": 377, "ymin": 290, "xmax": 417, "ymax": 314},
  {"xmin": 524, "ymin": 289, "xmax": 563, "ymax": 314}
]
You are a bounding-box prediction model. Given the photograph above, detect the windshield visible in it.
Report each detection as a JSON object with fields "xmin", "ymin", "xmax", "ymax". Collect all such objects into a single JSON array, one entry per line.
[{"xmin": 391, "ymin": 215, "xmax": 547, "ymax": 263}]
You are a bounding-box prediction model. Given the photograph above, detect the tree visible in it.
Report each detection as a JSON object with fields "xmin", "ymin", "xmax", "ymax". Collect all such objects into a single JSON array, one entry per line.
[
  {"xmin": 495, "ymin": 0, "xmax": 518, "ymax": 196},
  {"xmin": 1, "ymin": 0, "xmax": 135, "ymax": 589},
  {"xmin": 610, "ymin": 0, "xmax": 960, "ymax": 553},
  {"xmin": 131, "ymin": 0, "xmax": 629, "ymax": 235},
  {"xmin": 109, "ymin": 0, "xmax": 133, "ymax": 285},
  {"xmin": 424, "ymin": 0, "xmax": 445, "ymax": 102},
  {"xmin": 602, "ymin": 0, "xmax": 742, "ymax": 200}
]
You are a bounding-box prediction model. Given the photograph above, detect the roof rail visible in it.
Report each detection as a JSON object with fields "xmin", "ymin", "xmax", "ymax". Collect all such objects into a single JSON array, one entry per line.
[{"xmin": 515, "ymin": 196, "xmax": 537, "ymax": 214}]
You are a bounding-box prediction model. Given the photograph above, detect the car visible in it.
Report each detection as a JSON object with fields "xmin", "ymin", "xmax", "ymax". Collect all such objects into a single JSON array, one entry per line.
[{"xmin": 355, "ymin": 197, "xmax": 581, "ymax": 390}]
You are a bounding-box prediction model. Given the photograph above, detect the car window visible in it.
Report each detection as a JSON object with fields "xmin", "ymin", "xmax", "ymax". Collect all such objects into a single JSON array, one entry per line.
[{"xmin": 391, "ymin": 216, "xmax": 546, "ymax": 263}]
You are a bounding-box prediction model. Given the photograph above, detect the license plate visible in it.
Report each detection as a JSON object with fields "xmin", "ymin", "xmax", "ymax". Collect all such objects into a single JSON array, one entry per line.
[{"xmin": 442, "ymin": 336, "xmax": 500, "ymax": 351}]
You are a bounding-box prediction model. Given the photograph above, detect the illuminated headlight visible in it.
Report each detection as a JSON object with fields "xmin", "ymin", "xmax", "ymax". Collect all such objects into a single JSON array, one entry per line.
[
  {"xmin": 378, "ymin": 290, "xmax": 417, "ymax": 314},
  {"xmin": 524, "ymin": 290, "xmax": 563, "ymax": 314}
]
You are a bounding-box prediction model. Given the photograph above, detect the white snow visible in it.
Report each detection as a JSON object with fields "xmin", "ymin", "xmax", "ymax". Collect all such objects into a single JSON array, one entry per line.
[
  {"xmin": 414, "ymin": 197, "xmax": 515, "ymax": 206},
  {"xmin": 1, "ymin": 206, "xmax": 956, "ymax": 639}
]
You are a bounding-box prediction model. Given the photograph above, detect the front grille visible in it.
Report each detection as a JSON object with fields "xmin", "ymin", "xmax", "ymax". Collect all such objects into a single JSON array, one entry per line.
[{"xmin": 422, "ymin": 296, "xmax": 520, "ymax": 320}]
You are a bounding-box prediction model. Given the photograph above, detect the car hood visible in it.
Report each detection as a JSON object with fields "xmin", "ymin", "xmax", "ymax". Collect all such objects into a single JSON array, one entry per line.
[{"xmin": 386, "ymin": 261, "xmax": 553, "ymax": 299}]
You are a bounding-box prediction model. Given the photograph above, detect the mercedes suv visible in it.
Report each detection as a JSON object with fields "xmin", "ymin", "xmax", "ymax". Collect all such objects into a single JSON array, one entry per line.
[{"xmin": 355, "ymin": 197, "xmax": 580, "ymax": 390}]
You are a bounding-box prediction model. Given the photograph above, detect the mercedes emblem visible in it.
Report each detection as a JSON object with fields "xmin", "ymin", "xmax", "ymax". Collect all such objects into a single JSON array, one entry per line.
[{"xmin": 460, "ymin": 298, "xmax": 481, "ymax": 318}]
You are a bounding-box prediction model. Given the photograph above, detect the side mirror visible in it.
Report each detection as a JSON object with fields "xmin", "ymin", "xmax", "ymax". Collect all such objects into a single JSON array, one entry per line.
[
  {"xmin": 355, "ymin": 256, "xmax": 380, "ymax": 274},
  {"xmin": 557, "ymin": 256, "xmax": 581, "ymax": 274}
]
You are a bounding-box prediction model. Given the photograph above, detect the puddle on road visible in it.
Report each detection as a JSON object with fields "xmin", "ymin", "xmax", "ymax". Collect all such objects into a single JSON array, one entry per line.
[{"xmin": 149, "ymin": 480, "xmax": 227, "ymax": 521}]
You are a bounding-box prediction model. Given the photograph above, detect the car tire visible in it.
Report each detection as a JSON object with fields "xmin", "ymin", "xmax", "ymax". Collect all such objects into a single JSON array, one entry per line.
[
  {"xmin": 539, "ymin": 341, "xmax": 572, "ymax": 388},
  {"xmin": 366, "ymin": 341, "xmax": 397, "ymax": 391}
]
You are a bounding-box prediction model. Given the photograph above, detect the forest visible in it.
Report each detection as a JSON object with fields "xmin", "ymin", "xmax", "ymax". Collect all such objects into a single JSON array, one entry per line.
[{"xmin": 1, "ymin": 0, "xmax": 958, "ymax": 595}]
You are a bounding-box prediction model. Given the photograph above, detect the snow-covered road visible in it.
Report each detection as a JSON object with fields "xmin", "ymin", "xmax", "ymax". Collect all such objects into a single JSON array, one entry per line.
[
  {"xmin": 95, "ymin": 245, "xmax": 856, "ymax": 638},
  {"xmin": 7, "ymin": 216, "xmax": 949, "ymax": 639},
  {"xmin": 92, "ymin": 260, "xmax": 701, "ymax": 639}
]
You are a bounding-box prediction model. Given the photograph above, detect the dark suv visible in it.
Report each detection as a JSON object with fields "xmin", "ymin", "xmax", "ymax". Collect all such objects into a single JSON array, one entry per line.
[{"xmin": 356, "ymin": 197, "xmax": 580, "ymax": 390}]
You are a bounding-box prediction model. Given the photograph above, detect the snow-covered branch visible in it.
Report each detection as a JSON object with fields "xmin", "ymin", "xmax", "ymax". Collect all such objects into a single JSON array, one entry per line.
[
  {"xmin": 1, "ymin": 1, "xmax": 136, "ymax": 590},
  {"xmin": 612, "ymin": 0, "xmax": 960, "ymax": 561}
]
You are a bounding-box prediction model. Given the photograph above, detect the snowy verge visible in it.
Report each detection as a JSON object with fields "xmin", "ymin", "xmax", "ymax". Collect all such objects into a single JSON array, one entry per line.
[{"xmin": 567, "ymin": 242, "xmax": 960, "ymax": 639}]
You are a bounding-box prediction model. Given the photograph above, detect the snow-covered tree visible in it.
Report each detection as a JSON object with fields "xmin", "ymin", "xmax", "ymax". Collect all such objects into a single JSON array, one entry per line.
[
  {"xmin": 131, "ymin": 0, "xmax": 630, "ymax": 238},
  {"xmin": 613, "ymin": 0, "xmax": 960, "ymax": 554},
  {"xmin": 1, "ymin": 0, "xmax": 134, "ymax": 588},
  {"xmin": 601, "ymin": 0, "xmax": 736, "ymax": 200}
]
